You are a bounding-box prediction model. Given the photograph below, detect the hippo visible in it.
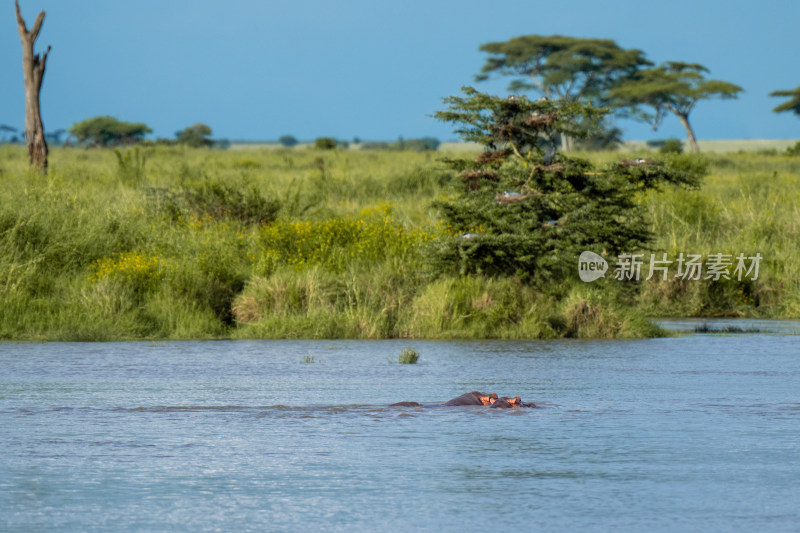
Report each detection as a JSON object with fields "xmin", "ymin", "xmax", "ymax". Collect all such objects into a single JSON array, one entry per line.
[
  {"xmin": 390, "ymin": 391, "xmax": 534, "ymax": 409},
  {"xmin": 489, "ymin": 396, "xmax": 523, "ymax": 408},
  {"xmin": 444, "ymin": 390, "xmax": 497, "ymax": 406},
  {"xmin": 389, "ymin": 401, "xmax": 422, "ymax": 407}
]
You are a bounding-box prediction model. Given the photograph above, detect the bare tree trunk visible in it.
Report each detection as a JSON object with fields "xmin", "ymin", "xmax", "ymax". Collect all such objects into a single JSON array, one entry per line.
[
  {"xmin": 15, "ymin": 0, "xmax": 50, "ymax": 172},
  {"xmin": 560, "ymin": 134, "xmax": 573, "ymax": 152},
  {"xmin": 676, "ymin": 113, "xmax": 699, "ymax": 154}
]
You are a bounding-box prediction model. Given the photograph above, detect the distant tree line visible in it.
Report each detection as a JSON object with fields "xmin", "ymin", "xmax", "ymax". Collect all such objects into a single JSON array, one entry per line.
[
  {"xmin": 62, "ymin": 116, "xmax": 227, "ymax": 148},
  {"xmin": 359, "ymin": 136, "xmax": 441, "ymax": 152},
  {"xmin": 273, "ymin": 135, "xmax": 441, "ymax": 151},
  {"xmin": 8, "ymin": 33, "xmax": 799, "ymax": 159},
  {"xmin": 0, "ymin": 125, "xmax": 67, "ymax": 145}
]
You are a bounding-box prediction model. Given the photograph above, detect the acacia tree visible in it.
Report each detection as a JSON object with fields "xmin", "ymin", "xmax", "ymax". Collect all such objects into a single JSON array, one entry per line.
[
  {"xmin": 769, "ymin": 86, "xmax": 800, "ymax": 117},
  {"xmin": 430, "ymin": 87, "xmax": 707, "ymax": 285},
  {"xmin": 15, "ymin": 0, "xmax": 51, "ymax": 171},
  {"xmin": 176, "ymin": 123, "xmax": 213, "ymax": 147},
  {"xmin": 278, "ymin": 134, "xmax": 299, "ymax": 147},
  {"xmin": 476, "ymin": 35, "xmax": 651, "ymax": 150},
  {"xmin": 70, "ymin": 116, "xmax": 152, "ymax": 146},
  {"xmin": 608, "ymin": 62, "xmax": 742, "ymax": 153},
  {"xmin": 1, "ymin": 125, "xmax": 19, "ymax": 143}
]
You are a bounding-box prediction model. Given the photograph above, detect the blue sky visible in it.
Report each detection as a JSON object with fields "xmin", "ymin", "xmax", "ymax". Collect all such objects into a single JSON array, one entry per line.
[{"xmin": 2, "ymin": 0, "xmax": 798, "ymax": 142}]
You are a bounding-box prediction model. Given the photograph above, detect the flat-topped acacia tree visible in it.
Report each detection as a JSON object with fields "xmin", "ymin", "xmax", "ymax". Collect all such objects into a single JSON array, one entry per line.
[
  {"xmin": 430, "ymin": 87, "xmax": 707, "ymax": 286},
  {"xmin": 15, "ymin": 0, "xmax": 51, "ymax": 172},
  {"xmin": 69, "ymin": 116, "xmax": 152, "ymax": 147},
  {"xmin": 476, "ymin": 35, "xmax": 651, "ymax": 151},
  {"xmin": 607, "ymin": 62, "xmax": 742, "ymax": 153},
  {"xmin": 770, "ymin": 86, "xmax": 800, "ymax": 117}
]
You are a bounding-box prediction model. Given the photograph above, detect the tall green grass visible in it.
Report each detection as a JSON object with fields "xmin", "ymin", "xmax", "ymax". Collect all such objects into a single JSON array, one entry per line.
[
  {"xmin": 1, "ymin": 145, "xmax": 797, "ymax": 341},
  {"xmin": 638, "ymin": 153, "xmax": 800, "ymax": 317}
]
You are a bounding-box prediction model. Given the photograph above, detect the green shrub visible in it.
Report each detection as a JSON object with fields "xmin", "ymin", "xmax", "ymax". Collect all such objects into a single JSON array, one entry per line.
[
  {"xmin": 314, "ymin": 137, "xmax": 338, "ymax": 150},
  {"xmin": 659, "ymin": 138, "xmax": 684, "ymax": 154},
  {"xmin": 90, "ymin": 251, "xmax": 164, "ymax": 296},
  {"xmin": 158, "ymin": 178, "xmax": 281, "ymax": 225},
  {"xmin": 255, "ymin": 205, "xmax": 433, "ymax": 274}
]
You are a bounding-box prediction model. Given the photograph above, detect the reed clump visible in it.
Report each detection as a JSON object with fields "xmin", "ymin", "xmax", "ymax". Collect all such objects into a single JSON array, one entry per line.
[{"xmin": 398, "ymin": 348, "xmax": 420, "ymax": 364}]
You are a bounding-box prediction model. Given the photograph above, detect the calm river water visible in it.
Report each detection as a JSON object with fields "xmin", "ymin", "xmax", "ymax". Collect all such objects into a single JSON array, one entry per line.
[{"xmin": 2, "ymin": 320, "xmax": 799, "ymax": 532}]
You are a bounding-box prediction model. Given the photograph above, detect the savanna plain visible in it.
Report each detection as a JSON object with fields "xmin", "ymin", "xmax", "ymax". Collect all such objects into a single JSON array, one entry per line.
[{"xmin": 1, "ymin": 144, "xmax": 799, "ymax": 341}]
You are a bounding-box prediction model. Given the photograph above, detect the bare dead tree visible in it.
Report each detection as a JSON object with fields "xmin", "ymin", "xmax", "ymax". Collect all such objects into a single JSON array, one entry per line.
[{"xmin": 15, "ymin": 0, "xmax": 51, "ymax": 172}]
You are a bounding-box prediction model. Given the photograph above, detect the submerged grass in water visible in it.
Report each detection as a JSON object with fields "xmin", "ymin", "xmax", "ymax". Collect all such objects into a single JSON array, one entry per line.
[
  {"xmin": 693, "ymin": 322, "xmax": 763, "ymax": 334},
  {"xmin": 398, "ymin": 348, "xmax": 420, "ymax": 364}
]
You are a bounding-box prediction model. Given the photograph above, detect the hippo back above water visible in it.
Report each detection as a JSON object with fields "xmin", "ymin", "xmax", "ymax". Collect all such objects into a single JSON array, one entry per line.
[
  {"xmin": 444, "ymin": 391, "xmax": 496, "ymax": 406},
  {"xmin": 389, "ymin": 391, "xmax": 535, "ymax": 409}
]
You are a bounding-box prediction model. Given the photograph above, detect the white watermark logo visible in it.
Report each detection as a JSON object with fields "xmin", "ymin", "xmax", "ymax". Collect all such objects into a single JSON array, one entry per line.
[
  {"xmin": 579, "ymin": 252, "xmax": 762, "ymax": 283},
  {"xmin": 578, "ymin": 251, "xmax": 609, "ymax": 282}
]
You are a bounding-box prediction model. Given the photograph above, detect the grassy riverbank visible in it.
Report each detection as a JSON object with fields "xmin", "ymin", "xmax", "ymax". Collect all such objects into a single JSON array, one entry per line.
[{"xmin": 1, "ymin": 145, "xmax": 797, "ymax": 341}]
